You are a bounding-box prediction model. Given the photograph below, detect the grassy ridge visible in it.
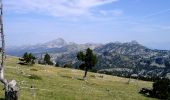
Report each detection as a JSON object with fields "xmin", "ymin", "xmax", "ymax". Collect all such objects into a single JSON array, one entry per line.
[{"xmin": 0, "ymin": 56, "xmax": 157, "ymax": 100}]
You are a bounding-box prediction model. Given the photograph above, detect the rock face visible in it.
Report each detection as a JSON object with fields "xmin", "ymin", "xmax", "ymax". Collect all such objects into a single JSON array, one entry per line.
[
  {"xmin": 42, "ymin": 38, "xmax": 67, "ymax": 48},
  {"xmin": 6, "ymin": 39, "xmax": 170, "ymax": 79}
]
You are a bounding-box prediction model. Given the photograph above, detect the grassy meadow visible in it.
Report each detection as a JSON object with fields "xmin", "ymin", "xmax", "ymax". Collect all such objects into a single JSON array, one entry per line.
[{"xmin": 0, "ymin": 56, "xmax": 157, "ymax": 100}]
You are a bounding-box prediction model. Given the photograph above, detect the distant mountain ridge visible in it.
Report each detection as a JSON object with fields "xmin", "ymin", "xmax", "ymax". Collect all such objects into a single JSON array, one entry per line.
[
  {"xmin": 6, "ymin": 38, "xmax": 102, "ymax": 56},
  {"xmin": 6, "ymin": 38, "xmax": 170, "ymax": 80}
]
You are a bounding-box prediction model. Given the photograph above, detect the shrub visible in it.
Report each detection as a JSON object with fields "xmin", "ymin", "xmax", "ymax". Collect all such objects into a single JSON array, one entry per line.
[
  {"xmin": 30, "ymin": 68, "xmax": 38, "ymax": 71},
  {"xmin": 140, "ymin": 78, "xmax": 170, "ymax": 99},
  {"xmin": 63, "ymin": 64, "xmax": 72, "ymax": 68},
  {"xmin": 90, "ymin": 75, "xmax": 96, "ymax": 78},
  {"xmin": 152, "ymin": 78, "xmax": 170, "ymax": 99},
  {"xmin": 55, "ymin": 62, "xmax": 59, "ymax": 67},
  {"xmin": 28, "ymin": 74, "xmax": 42, "ymax": 80}
]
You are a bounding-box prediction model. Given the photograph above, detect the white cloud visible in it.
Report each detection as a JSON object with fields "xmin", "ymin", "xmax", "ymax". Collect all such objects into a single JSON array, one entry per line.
[{"xmin": 4, "ymin": 0, "xmax": 118, "ymax": 17}]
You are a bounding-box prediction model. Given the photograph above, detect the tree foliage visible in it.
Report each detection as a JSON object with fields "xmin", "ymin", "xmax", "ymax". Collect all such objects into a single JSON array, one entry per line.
[
  {"xmin": 77, "ymin": 51, "xmax": 85, "ymax": 61},
  {"xmin": 44, "ymin": 53, "xmax": 53, "ymax": 65},
  {"xmin": 77, "ymin": 48, "xmax": 97, "ymax": 78},
  {"xmin": 55, "ymin": 62, "xmax": 59, "ymax": 67},
  {"xmin": 19, "ymin": 52, "xmax": 36, "ymax": 65}
]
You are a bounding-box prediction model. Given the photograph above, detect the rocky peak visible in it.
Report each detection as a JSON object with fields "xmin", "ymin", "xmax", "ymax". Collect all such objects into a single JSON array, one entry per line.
[{"xmin": 43, "ymin": 38, "xmax": 67, "ymax": 48}]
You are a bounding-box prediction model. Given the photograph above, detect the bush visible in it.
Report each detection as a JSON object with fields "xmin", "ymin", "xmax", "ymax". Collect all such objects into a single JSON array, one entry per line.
[
  {"xmin": 30, "ymin": 68, "xmax": 38, "ymax": 71},
  {"xmin": 28, "ymin": 74, "xmax": 42, "ymax": 80},
  {"xmin": 140, "ymin": 78, "xmax": 170, "ymax": 99},
  {"xmin": 152, "ymin": 78, "xmax": 170, "ymax": 99},
  {"xmin": 90, "ymin": 75, "xmax": 96, "ymax": 78},
  {"xmin": 55, "ymin": 62, "xmax": 59, "ymax": 67},
  {"xmin": 63, "ymin": 64, "xmax": 72, "ymax": 68}
]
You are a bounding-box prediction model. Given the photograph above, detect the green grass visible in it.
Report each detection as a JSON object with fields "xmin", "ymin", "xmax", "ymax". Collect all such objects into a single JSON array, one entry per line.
[{"xmin": 0, "ymin": 56, "xmax": 157, "ymax": 100}]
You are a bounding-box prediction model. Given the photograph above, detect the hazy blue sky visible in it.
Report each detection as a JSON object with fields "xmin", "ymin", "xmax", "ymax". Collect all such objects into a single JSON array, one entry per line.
[{"xmin": 3, "ymin": 0, "xmax": 170, "ymax": 49}]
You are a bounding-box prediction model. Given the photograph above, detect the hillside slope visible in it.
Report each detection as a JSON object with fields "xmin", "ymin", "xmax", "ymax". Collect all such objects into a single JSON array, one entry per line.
[
  {"xmin": 0, "ymin": 56, "xmax": 157, "ymax": 100},
  {"xmin": 7, "ymin": 39, "xmax": 170, "ymax": 79}
]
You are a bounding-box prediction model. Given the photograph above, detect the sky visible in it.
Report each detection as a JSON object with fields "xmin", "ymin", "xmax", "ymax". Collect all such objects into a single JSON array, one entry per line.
[{"xmin": 3, "ymin": 0, "xmax": 170, "ymax": 50}]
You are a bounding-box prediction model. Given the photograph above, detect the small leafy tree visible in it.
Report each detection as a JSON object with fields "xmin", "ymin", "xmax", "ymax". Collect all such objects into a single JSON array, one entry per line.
[
  {"xmin": 44, "ymin": 53, "xmax": 53, "ymax": 65},
  {"xmin": 77, "ymin": 48, "xmax": 97, "ymax": 79}
]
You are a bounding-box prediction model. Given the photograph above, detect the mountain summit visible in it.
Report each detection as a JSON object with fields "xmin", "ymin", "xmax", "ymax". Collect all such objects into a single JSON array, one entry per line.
[
  {"xmin": 42, "ymin": 38, "xmax": 67, "ymax": 48},
  {"xmin": 6, "ymin": 38, "xmax": 101, "ymax": 56}
]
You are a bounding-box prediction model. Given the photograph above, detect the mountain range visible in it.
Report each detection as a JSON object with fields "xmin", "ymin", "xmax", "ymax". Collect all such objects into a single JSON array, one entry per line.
[{"xmin": 6, "ymin": 38, "xmax": 170, "ymax": 80}]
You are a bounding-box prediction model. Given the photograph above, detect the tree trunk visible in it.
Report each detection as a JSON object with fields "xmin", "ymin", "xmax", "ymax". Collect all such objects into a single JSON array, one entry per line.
[
  {"xmin": 83, "ymin": 67, "xmax": 88, "ymax": 79},
  {"xmin": 127, "ymin": 75, "xmax": 131, "ymax": 84},
  {"xmin": 0, "ymin": 0, "xmax": 19, "ymax": 99},
  {"xmin": 5, "ymin": 84, "xmax": 19, "ymax": 100},
  {"xmin": 0, "ymin": 64, "xmax": 19, "ymax": 100},
  {"xmin": 0, "ymin": 67, "xmax": 19, "ymax": 100}
]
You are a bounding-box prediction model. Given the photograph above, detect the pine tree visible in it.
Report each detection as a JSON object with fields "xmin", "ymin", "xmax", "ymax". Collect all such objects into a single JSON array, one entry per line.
[
  {"xmin": 20, "ymin": 52, "xmax": 36, "ymax": 65},
  {"xmin": 44, "ymin": 53, "xmax": 53, "ymax": 65},
  {"xmin": 77, "ymin": 48, "xmax": 97, "ymax": 79}
]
